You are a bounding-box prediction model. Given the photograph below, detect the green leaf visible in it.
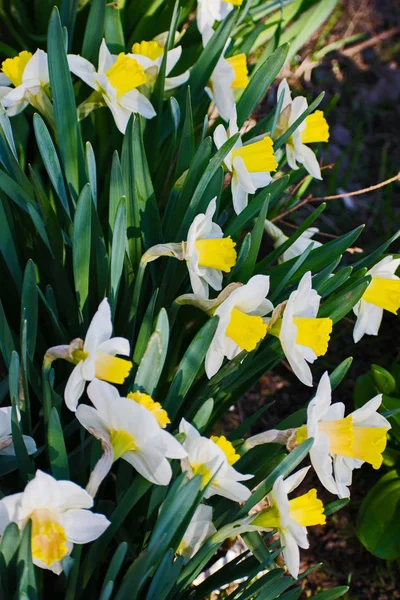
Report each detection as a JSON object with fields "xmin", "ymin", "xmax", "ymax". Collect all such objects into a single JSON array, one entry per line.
[
  {"xmin": 33, "ymin": 113, "xmax": 71, "ymax": 219},
  {"xmin": 73, "ymin": 183, "xmax": 92, "ymax": 323},
  {"xmin": 175, "ymin": 87, "xmax": 195, "ymax": 178},
  {"xmin": 324, "ymin": 498, "xmax": 350, "ymax": 517},
  {"xmin": 164, "ymin": 137, "xmax": 211, "ymax": 240},
  {"xmin": 82, "ymin": 0, "xmax": 106, "ymax": 64},
  {"xmin": 188, "ymin": 12, "xmax": 236, "ymax": 101},
  {"xmin": 99, "ymin": 542, "xmax": 128, "ymax": 600},
  {"xmin": 83, "ymin": 477, "xmax": 151, "ymax": 587},
  {"xmin": 109, "ymin": 197, "xmax": 126, "ymax": 314},
  {"xmin": 0, "ymin": 196, "xmax": 22, "ymax": 289},
  {"xmin": 85, "ymin": 142, "xmax": 97, "ymax": 206},
  {"xmin": 146, "ymin": 550, "xmax": 183, "ymax": 600},
  {"xmin": 177, "ymin": 133, "xmax": 240, "ymax": 240},
  {"xmin": 235, "ymin": 195, "xmax": 270, "ymax": 282},
  {"xmin": 131, "ymin": 118, "xmax": 163, "ymax": 250},
  {"xmin": 0, "ymin": 522, "xmax": 20, "ymax": 566},
  {"xmin": 319, "ymin": 275, "xmax": 370, "ymax": 324},
  {"xmin": 133, "ymin": 289, "xmax": 158, "ymax": 365},
  {"xmin": 109, "ymin": 151, "xmax": 124, "ymax": 243},
  {"xmin": 9, "ymin": 352, "xmax": 34, "ymax": 481},
  {"xmin": 312, "ymin": 587, "xmax": 350, "ymax": 600},
  {"xmin": 20, "ymin": 260, "xmax": 38, "ymax": 361},
  {"xmin": 104, "ymin": 2, "xmax": 125, "ymax": 54},
  {"xmin": 0, "ymin": 300, "xmax": 16, "ymax": 369},
  {"xmin": 371, "ymin": 364, "xmax": 396, "ymax": 395},
  {"xmin": 121, "ymin": 117, "xmax": 141, "ymax": 267},
  {"xmin": 48, "ymin": 7, "xmax": 85, "ymax": 198},
  {"xmin": 192, "ymin": 398, "xmax": 214, "ymax": 432},
  {"xmin": 264, "ymin": 225, "xmax": 364, "ymax": 288},
  {"xmin": 48, "ymin": 407, "xmax": 70, "ymax": 480},
  {"xmin": 259, "ymin": 203, "xmax": 326, "ymax": 271},
  {"xmin": 329, "ymin": 358, "xmax": 353, "ymax": 391},
  {"xmin": 17, "ymin": 521, "xmax": 37, "ymax": 600},
  {"xmin": 357, "ymin": 469, "xmax": 400, "ymax": 560},
  {"xmin": 236, "ymin": 43, "xmax": 289, "ymax": 127},
  {"xmin": 164, "ymin": 317, "xmax": 219, "ymax": 421},
  {"xmin": 239, "ymin": 438, "xmax": 314, "ymax": 515},
  {"xmin": 134, "ymin": 308, "xmax": 169, "ymax": 396}
]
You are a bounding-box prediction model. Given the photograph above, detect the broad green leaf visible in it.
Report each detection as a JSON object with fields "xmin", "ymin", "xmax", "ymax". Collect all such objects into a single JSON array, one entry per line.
[
  {"xmin": 134, "ymin": 308, "xmax": 169, "ymax": 396},
  {"xmin": 82, "ymin": 0, "xmax": 106, "ymax": 64},
  {"xmin": 264, "ymin": 225, "xmax": 364, "ymax": 288},
  {"xmin": 48, "ymin": 7, "xmax": 85, "ymax": 198},
  {"xmin": 20, "ymin": 260, "xmax": 38, "ymax": 361},
  {"xmin": 17, "ymin": 521, "xmax": 37, "ymax": 599},
  {"xmin": 175, "ymin": 87, "xmax": 195, "ymax": 178},
  {"xmin": 85, "ymin": 142, "xmax": 97, "ymax": 206},
  {"xmin": 133, "ymin": 289, "xmax": 158, "ymax": 365},
  {"xmin": 312, "ymin": 587, "xmax": 350, "ymax": 600},
  {"xmin": 10, "ymin": 352, "xmax": 34, "ymax": 482},
  {"xmin": 235, "ymin": 195, "xmax": 270, "ymax": 283},
  {"xmin": 109, "ymin": 151, "xmax": 124, "ymax": 245},
  {"xmin": 188, "ymin": 12, "xmax": 236, "ymax": 101},
  {"xmin": 132, "ymin": 118, "xmax": 163, "ymax": 249},
  {"xmin": 239, "ymin": 438, "xmax": 314, "ymax": 515},
  {"xmin": 104, "ymin": 2, "xmax": 125, "ymax": 53},
  {"xmin": 329, "ymin": 358, "xmax": 353, "ymax": 391},
  {"xmin": 236, "ymin": 43, "xmax": 289, "ymax": 127},
  {"xmin": 83, "ymin": 477, "xmax": 151, "ymax": 587},
  {"xmin": 0, "ymin": 196, "xmax": 22, "ymax": 289},
  {"xmin": 73, "ymin": 184, "xmax": 92, "ymax": 323},
  {"xmin": 109, "ymin": 197, "xmax": 126, "ymax": 314},
  {"xmin": 0, "ymin": 300, "xmax": 16, "ymax": 369},
  {"xmin": 33, "ymin": 114, "xmax": 71, "ymax": 219},
  {"xmin": 48, "ymin": 407, "xmax": 70, "ymax": 480},
  {"xmin": 99, "ymin": 542, "xmax": 128, "ymax": 600},
  {"xmin": 357, "ymin": 469, "xmax": 400, "ymax": 560},
  {"xmin": 164, "ymin": 317, "xmax": 219, "ymax": 421}
]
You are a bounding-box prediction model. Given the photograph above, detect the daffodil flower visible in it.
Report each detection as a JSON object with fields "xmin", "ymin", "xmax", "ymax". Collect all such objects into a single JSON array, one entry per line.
[
  {"xmin": 129, "ymin": 35, "xmax": 189, "ymax": 94},
  {"xmin": 0, "ymin": 49, "xmax": 53, "ymax": 122},
  {"xmin": 295, "ymin": 372, "xmax": 391, "ymax": 498},
  {"xmin": 205, "ymin": 274, "xmax": 273, "ymax": 378},
  {"xmin": 268, "ymin": 271, "xmax": 333, "ymax": 387},
  {"xmin": 0, "ymin": 406, "xmax": 36, "ymax": 457},
  {"xmin": 247, "ymin": 467, "xmax": 326, "ymax": 578},
  {"xmin": 197, "ymin": 0, "xmax": 243, "ymax": 33},
  {"xmin": 76, "ymin": 380, "xmax": 186, "ymax": 486},
  {"xmin": 214, "ymin": 113, "xmax": 278, "ymax": 214},
  {"xmin": 177, "ymin": 504, "xmax": 216, "ymax": 563},
  {"xmin": 180, "ymin": 419, "xmax": 252, "ymax": 502},
  {"xmin": 353, "ymin": 255, "xmax": 400, "ymax": 342},
  {"xmin": 264, "ymin": 220, "xmax": 322, "ymax": 263},
  {"xmin": 67, "ymin": 39, "xmax": 156, "ymax": 133},
  {"xmin": 0, "ymin": 470, "xmax": 110, "ymax": 574},
  {"xmin": 141, "ymin": 198, "xmax": 237, "ymax": 299},
  {"xmin": 184, "ymin": 197, "xmax": 237, "ymax": 298},
  {"xmin": 64, "ymin": 298, "xmax": 132, "ymax": 412},
  {"xmin": 274, "ymin": 78, "xmax": 329, "ymax": 180},
  {"xmin": 203, "ymin": 26, "xmax": 249, "ymax": 122}
]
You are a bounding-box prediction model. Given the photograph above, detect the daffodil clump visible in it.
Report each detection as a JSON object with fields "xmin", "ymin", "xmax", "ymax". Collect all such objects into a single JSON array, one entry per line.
[{"xmin": 0, "ymin": 0, "xmax": 398, "ymax": 598}]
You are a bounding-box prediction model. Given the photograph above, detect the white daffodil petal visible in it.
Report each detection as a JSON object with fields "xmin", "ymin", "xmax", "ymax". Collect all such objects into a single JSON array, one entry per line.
[
  {"xmin": 67, "ymin": 55, "xmax": 97, "ymax": 89},
  {"xmin": 124, "ymin": 449, "xmax": 172, "ymax": 486},
  {"xmin": 64, "ymin": 362, "xmax": 86, "ymax": 412},
  {"xmin": 119, "ymin": 89, "xmax": 156, "ymax": 119},
  {"xmin": 97, "ymin": 337, "xmax": 130, "ymax": 356},
  {"xmin": 63, "ymin": 508, "xmax": 110, "ymax": 543}
]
